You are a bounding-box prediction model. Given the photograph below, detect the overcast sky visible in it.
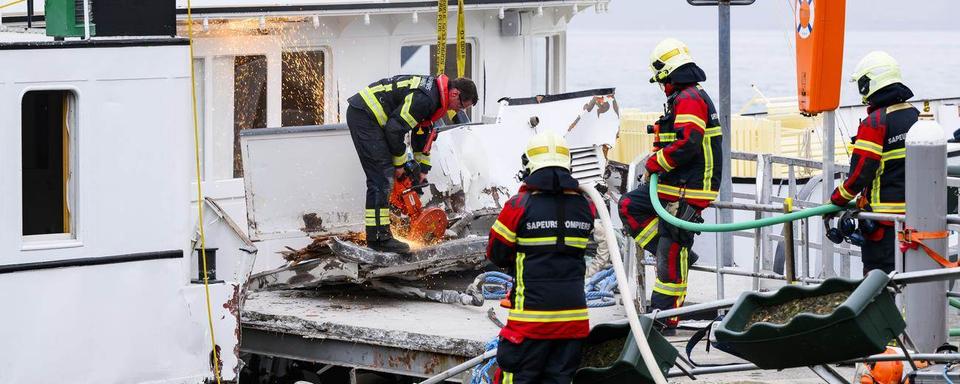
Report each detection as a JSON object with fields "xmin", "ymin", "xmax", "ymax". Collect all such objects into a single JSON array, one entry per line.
[{"xmin": 568, "ymin": 0, "xmax": 958, "ymax": 31}]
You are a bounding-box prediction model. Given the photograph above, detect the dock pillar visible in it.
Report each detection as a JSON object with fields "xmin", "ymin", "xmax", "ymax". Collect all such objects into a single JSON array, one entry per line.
[{"xmin": 904, "ymin": 108, "xmax": 948, "ymax": 352}]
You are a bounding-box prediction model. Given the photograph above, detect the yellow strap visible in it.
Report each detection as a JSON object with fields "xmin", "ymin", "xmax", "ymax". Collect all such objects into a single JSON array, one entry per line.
[
  {"xmin": 397, "ymin": 76, "xmax": 422, "ymax": 89},
  {"xmin": 400, "ymin": 93, "xmax": 419, "ymax": 128},
  {"xmin": 186, "ymin": 0, "xmax": 222, "ymax": 382},
  {"xmin": 634, "ymin": 218, "xmax": 659, "ymax": 248},
  {"xmin": 886, "ymin": 102, "xmax": 914, "ymax": 114},
  {"xmin": 674, "ymin": 114, "xmax": 706, "ymax": 130},
  {"xmin": 882, "ymin": 148, "xmax": 906, "ymax": 161},
  {"xmin": 492, "ymin": 220, "xmax": 517, "ymax": 243},
  {"xmin": 360, "ymin": 88, "xmax": 388, "ymax": 126},
  {"xmin": 837, "ymin": 184, "xmax": 856, "ymax": 201},
  {"xmin": 435, "ymin": 0, "xmax": 448, "ymax": 75},
  {"xmin": 517, "ymin": 236, "xmax": 558, "ymax": 246},
  {"xmin": 456, "ymin": 0, "xmax": 466, "ymax": 77},
  {"xmin": 414, "ymin": 152, "xmax": 431, "ymax": 166},
  {"xmin": 656, "ymin": 183, "xmax": 719, "ymax": 200},
  {"xmin": 508, "ymin": 309, "xmax": 589, "ymax": 322},
  {"xmin": 393, "ymin": 154, "xmax": 407, "ymax": 167},
  {"xmin": 656, "ymin": 150, "xmax": 674, "ymax": 172},
  {"xmin": 853, "ymin": 140, "xmax": 883, "ymax": 157},
  {"xmin": 0, "ymin": 0, "xmax": 26, "ymax": 9},
  {"xmin": 515, "ymin": 252, "xmax": 526, "ymax": 310}
]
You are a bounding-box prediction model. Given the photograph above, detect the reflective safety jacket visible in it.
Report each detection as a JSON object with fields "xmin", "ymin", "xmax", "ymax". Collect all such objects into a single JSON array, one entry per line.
[
  {"xmin": 487, "ymin": 168, "xmax": 595, "ymax": 340},
  {"xmin": 645, "ymin": 84, "xmax": 724, "ymax": 208},
  {"xmin": 831, "ymin": 84, "xmax": 918, "ymax": 214},
  {"xmin": 347, "ymin": 74, "xmax": 449, "ymax": 170}
]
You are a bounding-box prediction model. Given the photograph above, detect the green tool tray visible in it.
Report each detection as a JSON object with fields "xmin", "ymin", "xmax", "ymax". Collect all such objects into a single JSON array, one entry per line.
[
  {"xmin": 574, "ymin": 317, "xmax": 678, "ymax": 384},
  {"xmin": 713, "ymin": 270, "xmax": 905, "ymax": 369}
]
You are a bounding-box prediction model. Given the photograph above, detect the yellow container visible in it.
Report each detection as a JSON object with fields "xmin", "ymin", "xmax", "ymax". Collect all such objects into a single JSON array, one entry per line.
[{"xmin": 612, "ymin": 108, "xmax": 850, "ymax": 179}]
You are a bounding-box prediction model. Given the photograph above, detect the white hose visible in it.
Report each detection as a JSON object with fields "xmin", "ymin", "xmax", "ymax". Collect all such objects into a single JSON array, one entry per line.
[{"xmin": 580, "ymin": 184, "xmax": 668, "ymax": 384}]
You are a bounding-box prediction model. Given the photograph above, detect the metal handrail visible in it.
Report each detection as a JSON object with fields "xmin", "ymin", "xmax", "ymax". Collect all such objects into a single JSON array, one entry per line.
[{"xmin": 625, "ymin": 151, "xmax": 960, "ymax": 305}]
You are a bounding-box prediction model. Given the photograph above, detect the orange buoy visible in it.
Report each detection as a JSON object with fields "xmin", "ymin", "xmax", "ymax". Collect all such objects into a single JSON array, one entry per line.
[{"xmin": 795, "ymin": 0, "xmax": 847, "ymax": 114}]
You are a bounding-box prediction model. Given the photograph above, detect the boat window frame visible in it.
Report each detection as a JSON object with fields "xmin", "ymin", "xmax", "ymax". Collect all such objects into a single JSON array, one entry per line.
[
  {"xmin": 280, "ymin": 46, "xmax": 333, "ymax": 127},
  {"xmin": 20, "ymin": 86, "xmax": 82, "ymax": 251}
]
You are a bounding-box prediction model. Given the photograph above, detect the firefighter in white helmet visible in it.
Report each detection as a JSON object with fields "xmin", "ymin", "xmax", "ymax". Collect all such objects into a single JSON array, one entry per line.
[
  {"xmin": 829, "ymin": 51, "xmax": 918, "ymax": 275},
  {"xmin": 618, "ymin": 38, "xmax": 723, "ymax": 334},
  {"xmin": 487, "ymin": 131, "xmax": 596, "ymax": 384}
]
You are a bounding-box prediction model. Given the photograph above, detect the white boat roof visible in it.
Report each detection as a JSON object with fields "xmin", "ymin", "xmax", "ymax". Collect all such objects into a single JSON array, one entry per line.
[{"xmin": 0, "ymin": 0, "xmax": 604, "ymax": 18}]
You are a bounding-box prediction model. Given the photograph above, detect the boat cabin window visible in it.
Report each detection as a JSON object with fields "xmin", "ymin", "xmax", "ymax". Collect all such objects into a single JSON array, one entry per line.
[
  {"xmin": 400, "ymin": 42, "xmax": 473, "ymax": 79},
  {"xmin": 281, "ymin": 50, "xmax": 325, "ymax": 127},
  {"xmin": 532, "ymin": 35, "xmax": 559, "ymax": 96},
  {"xmin": 21, "ymin": 90, "xmax": 76, "ymax": 238},
  {"xmin": 233, "ymin": 55, "xmax": 267, "ymax": 178},
  {"xmin": 193, "ymin": 58, "xmax": 206, "ymax": 181}
]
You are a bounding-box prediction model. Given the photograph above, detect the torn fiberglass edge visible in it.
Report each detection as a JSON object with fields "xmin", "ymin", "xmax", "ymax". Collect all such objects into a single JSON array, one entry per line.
[{"xmin": 429, "ymin": 88, "xmax": 620, "ymax": 212}]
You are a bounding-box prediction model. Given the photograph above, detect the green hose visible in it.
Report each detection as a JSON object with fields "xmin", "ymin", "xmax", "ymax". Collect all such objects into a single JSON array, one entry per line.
[
  {"xmin": 951, "ymin": 298, "xmax": 960, "ymax": 310},
  {"xmin": 649, "ymin": 173, "xmax": 845, "ymax": 233}
]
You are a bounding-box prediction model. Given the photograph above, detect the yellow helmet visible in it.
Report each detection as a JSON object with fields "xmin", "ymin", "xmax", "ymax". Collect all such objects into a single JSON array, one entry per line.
[
  {"xmin": 851, "ymin": 51, "xmax": 903, "ymax": 102},
  {"xmin": 523, "ymin": 131, "xmax": 571, "ymax": 174},
  {"xmin": 649, "ymin": 38, "xmax": 694, "ymax": 83}
]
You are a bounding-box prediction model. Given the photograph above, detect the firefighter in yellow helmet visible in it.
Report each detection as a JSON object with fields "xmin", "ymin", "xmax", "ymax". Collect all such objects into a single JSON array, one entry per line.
[
  {"xmin": 488, "ymin": 132, "xmax": 596, "ymax": 384},
  {"xmin": 618, "ymin": 38, "xmax": 723, "ymax": 333},
  {"xmin": 829, "ymin": 51, "xmax": 918, "ymax": 274}
]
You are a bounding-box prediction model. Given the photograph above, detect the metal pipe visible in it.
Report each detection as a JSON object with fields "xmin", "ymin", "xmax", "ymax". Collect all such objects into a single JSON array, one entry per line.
[
  {"xmin": 417, "ymin": 349, "xmax": 496, "ymax": 384},
  {"xmin": 802, "ymin": 217, "xmax": 811, "ymax": 284},
  {"xmin": 26, "ymin": 0, "xmax": 32, "ymax": 28},
  {"xmin": 904, "ymin": 113, "xmax": 949, "ymax": 352},
  {"xmin": 718, "ymin": 0, "xmax": 734, "ymax": 268},
  {"xmin": 687, "ymin": 263, "xmax": 825, "ymax": 284},
  {"xmin": 844, "ymin": 353, "xmax": 960, "ymax": 364},
  {"xmin": 892, "ymin": 267, "xmax": 960, "ymax": 285},
  {"xmin": 667, "ymin": 363, "xmax": 758, "ymax": 378},
  {"xmin": 710, "ymin": 201, "xmax": 783, "ymax": 213},
  {"xmin": 822, "ymin": 111, "xmax": 837, "ymax": 278},
  {"xmin": 810, "ymin": 364, "xmax": 851, "ymax": 384}
]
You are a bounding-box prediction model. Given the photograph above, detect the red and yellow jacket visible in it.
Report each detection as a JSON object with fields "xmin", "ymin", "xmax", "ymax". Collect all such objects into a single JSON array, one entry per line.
[
  {"xmin": 831, "ymin": 84, "xmax": 918, "ymax": 215},
  {"xmin": 487, "ymin": 168, "xmax": 595, "ymax": 340},
  {"xmin": 645, "ymin": 83, "xmax": 724, "ymax": 209}
]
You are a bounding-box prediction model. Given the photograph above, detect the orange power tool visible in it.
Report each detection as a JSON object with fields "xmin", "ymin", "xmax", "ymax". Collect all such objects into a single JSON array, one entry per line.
[{"xmin": 389, "ymin": 174, "xmax": 448, "ymax": 243}]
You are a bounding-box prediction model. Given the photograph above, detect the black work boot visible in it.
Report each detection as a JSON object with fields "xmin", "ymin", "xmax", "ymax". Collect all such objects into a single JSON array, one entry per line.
[{"xmin": 369, "ymin": 237, "xmax": 411, "ymax": 254}]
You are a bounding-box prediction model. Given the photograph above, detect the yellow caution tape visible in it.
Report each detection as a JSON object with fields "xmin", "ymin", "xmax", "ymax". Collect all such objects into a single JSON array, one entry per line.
[
  {"xmin": 456, "ymin": 0, "xmax": 466, "ymax": 77},
  {"xmin": 435, "ymin": 0, "xmax": 448, "ymax": 75}
]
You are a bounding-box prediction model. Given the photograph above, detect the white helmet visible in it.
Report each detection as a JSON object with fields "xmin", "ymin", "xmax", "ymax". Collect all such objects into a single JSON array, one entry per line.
[
  {"xmin": 649, "ymin": 38, "xmax": 694, "ymax": 83},
  {"xmin": 851, "ymin": 51, "xmax": 903, "ymax": 102},
  {"xmin": 523, "ymin": 131, "xmax": 571, "ymax": 174}
]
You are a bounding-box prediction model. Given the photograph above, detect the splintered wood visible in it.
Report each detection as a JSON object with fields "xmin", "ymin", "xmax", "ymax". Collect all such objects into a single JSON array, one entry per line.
[{"xmin": 280, "ymin": 232, "xmax": 365, "ymax": 265}]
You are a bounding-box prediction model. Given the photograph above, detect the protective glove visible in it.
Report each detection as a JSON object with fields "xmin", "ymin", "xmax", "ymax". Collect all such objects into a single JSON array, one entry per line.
[{"xmin": 666, "ymin": 201, "xmax": 680, "ymax": 216}]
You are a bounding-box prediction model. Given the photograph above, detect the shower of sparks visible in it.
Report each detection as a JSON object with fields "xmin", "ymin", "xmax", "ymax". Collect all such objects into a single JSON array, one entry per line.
[{"xmin": 178, "ymin": 17, "xmax": 329, "ymax": 176}]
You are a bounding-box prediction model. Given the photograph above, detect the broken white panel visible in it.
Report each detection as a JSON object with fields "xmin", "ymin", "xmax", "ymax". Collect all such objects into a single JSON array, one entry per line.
[
  {"xmin": 240, "ymin": 124, "xmax": 365, "ymax": 241},
  {"xmin": 430, "ymin": 89, "xmax": 620, "ymax": 211}
]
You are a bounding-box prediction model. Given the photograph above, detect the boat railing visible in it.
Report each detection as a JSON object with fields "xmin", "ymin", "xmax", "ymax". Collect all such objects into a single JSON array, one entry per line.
[{"xmin": 623, "ymin": 151, "xmax": 960, "ymax": 307}]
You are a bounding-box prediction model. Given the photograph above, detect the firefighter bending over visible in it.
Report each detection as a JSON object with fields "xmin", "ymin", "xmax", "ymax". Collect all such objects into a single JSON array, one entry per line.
[{"xmin": 346, "ymin": 75, "xmax": 478, "ymax": 253}]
